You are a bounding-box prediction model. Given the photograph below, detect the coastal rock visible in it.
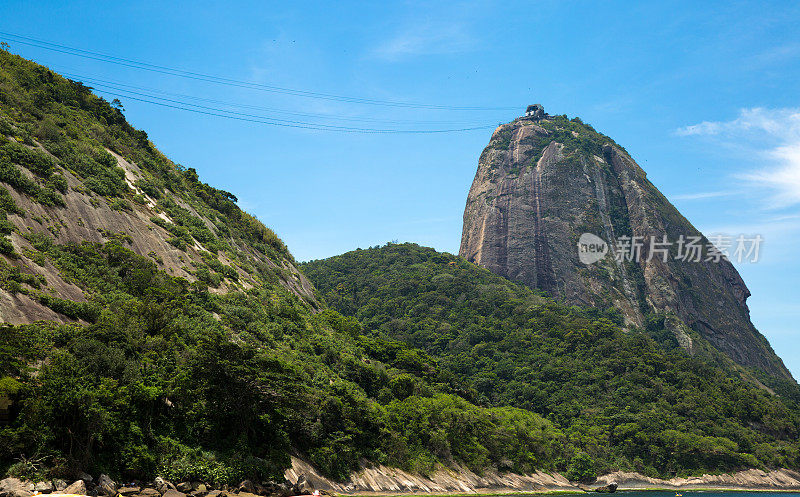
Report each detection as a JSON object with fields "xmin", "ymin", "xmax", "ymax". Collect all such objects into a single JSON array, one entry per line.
[
  {"xmin": 52, "ymin": 481, "xmax": 67, "ymax": 492},
  {"xmin": 593, "ymin": 469, "xmax": 800, "ymax": 490},
  {"xmin": 0, "ymin": 478, "xmax": 34, "ymax": 497},
  {"xmin": 175, "ymin": 484, "xmax": 191, "ymax": 494},
  {"xmin": 135, "ymin": 488, "xmax": 161, "ymax": 497},
  {"xmin": 162, "ymin": 489, "xmax": 186, "ymax": 497},
  {"xmin": 284, "ymin": 456, "xmax": 800, "ymax": 494},
  {"xmin": 118, "ymin": 487, "xmax": 141, "ymax": 496},
  {"xmin": 284, "ymin": 456, "xmax": 575, "ymax": 494},
  {"xmin": 273, "ymin": 481, "xmax": 292, "ymax": 497},
  {"xmin": 237, "ymin": 481, "xmax": 255, "ymax": 494},
  {"xmin": 34, "ymin": 482, "xmax": 54, "ymax": 494},
  {"xmin": 97, "ymin": 475, "xmax": 118, "ymax": 496},
  {"xmin": 459, "ymin": 111, "xmax": 793, "ymax": 379},
  {"xmin": 188, "ymin": 483, "xmax": 206, "ymax": 497},
  {"xmin": 153, "ymin": 476, "xmax": 177, "ymax": 495},
  {"xmin": 153, "ymin": 478, "xmax": 174, "ymax": 495},
  {"xmin": 295, "ymin": 476, "xmax": 313, "ymax": 495},
  {"xmin": 594, "ymin": 482, "xmax": 617, "ymax": 493},
  {"xmin": 61, "ymin": 480, "xmax": 87, "ymax": 495}
]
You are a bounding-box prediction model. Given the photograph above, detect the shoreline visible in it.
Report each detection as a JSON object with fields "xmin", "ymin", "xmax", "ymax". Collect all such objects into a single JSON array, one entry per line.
[
  {"xmin": 284, "ymin": 461, "xmax": 800, "ymax": 496},
  {"xmin": 35, "ymin": 488, "xmax": 800, "ymax": 497},
  {"xmin": 335, "ymin": 487, "xmax": 800, "ymax": 496},
  {"xmin": 4, "ymin": 465, "xmax": 799, "ymax": 497}
]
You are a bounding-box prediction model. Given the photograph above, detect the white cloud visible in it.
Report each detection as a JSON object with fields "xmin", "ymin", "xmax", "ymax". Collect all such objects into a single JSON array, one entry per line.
[
  {"xmin": 672, "ymin": 190, "xmax": 738, "ymax": 200},
  {"xmin": 371, "ymin": 21, "xmax": 475, "ymax": 61},
  {"xmin": 676, "ymin": 107, "xmax": 800, "ymax": 138},
  {"xmin": 677, "ymin": 107, "xmax": 800, "ymax": 209},
  {"xmin": 743, "ymin": 143, "xmax": 800, "ymax": 208}
]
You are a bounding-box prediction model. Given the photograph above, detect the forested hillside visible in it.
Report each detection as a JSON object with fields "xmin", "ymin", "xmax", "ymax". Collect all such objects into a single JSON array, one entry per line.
[
  {"xmin": 0, "ymin": 50, "xmax": 563, "ymax": 483},
  {"xmin": 2, "ymin": 47, "xmax": 799, "ymax": 488},
  {"xmin": 302, "ymin": 243, "xmax": 800, "ymax": 479}
]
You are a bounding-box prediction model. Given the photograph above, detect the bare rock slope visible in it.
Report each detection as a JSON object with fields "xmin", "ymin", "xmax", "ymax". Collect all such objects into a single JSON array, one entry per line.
[
  {"xmin": 0, "ymin": 148, "xmax": 318, "ymax": 325},
  {"xmin": 460, "ymin": 108, "xmax": 791, "ymax": 379},
  {"xmin": 0, "ymin": 50, "xmax": 318, "ymax": 324}
]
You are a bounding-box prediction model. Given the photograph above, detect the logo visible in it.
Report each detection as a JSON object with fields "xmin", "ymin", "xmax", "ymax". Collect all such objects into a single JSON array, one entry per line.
[{"xmin": 577, "ymin": 233, "xmax": 608, "ymax": 265}]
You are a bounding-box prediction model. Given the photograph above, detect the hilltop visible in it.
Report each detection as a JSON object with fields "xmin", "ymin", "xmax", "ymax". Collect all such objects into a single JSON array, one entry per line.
[{"xmin": 460, "ymin": 107, "xmax": 791, "ymax": 380}]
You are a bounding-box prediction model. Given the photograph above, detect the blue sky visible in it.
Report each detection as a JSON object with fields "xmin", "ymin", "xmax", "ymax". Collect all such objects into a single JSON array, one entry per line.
[{"xmin": 1, "ymin": 0, "xmax": 799, "ymax": 378}]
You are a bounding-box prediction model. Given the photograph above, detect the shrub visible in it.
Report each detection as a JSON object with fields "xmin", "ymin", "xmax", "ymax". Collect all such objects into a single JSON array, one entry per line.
[
  {"xmin": 566, "ymin": 452, "xmax": 596, "ymax": 482},
  {"xmin": 0, "ymin": 141, "xmax": 56, "ymax": 177},
  {"xmin": 0, "ymin": 236, "xmax": 15, "ymax": 256},
  {"xmin": 0, "ymin": 157, "xmax": 40, "ymax": 196},
  {"xmin": 167, "ymin": 237, "xmax": 186, "ymax": 250},
  {"xmin": 47, "ymin": 174, "xmax": 68, "ymax": 193},
  {"xmin": 37, "ymin": 294, "xmax": 100, "ymax": 322},
  {"xmin": 35, "ymin": 187, "xmax": 65, "ymax": 207},
  {"xmin": 109, "ymin": 198, "xmax": 131, "ymax": 212},
  {"xmin": 0, "ymin": 187, "xmax": 21, "ymax": 215}
]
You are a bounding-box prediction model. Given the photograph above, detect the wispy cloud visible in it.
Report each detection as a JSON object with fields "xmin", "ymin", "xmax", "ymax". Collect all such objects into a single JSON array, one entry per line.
[
  {"xmin": 699, "ymin": 214, "xmax": 800, "ymax": 265},
  {"xmin": 371, "ymin": 20, "xmax": 476, "ymax": 61},
  {"xmin": 672, "ymin": 190, "xmax": 738, "ymax": 200},
  {"xmin": 746, "ymin": 43, "xmax": 800, "ymax": 70},
  {"xmin": 676, "ymin": 107, "xmax": 800, "ymax": 209},
  {"xmin": 743, "ymin": 143, "xmax": 800, "ymax": 208}
]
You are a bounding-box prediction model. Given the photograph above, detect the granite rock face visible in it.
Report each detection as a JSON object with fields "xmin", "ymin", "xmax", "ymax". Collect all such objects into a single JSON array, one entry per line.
[
  {"xmin": 460, "ymin": 110, "xmax": 792, "ymax": 379},
  {"xmin": 0, "ymin": 146, "xmax": 319, "ymax": 325}
]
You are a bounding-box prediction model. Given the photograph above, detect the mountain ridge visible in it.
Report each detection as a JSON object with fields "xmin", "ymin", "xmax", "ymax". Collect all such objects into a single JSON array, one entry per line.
[
  {"xmin": 459, "ymin": 109, "xmax": 791, "ymax": 380},
  {"xmin": 1, "ymin": 48, "xmax": 799, "ymax": 486},
  {"xmin": 0, "ymin": 48, "xmax": 574, "ymax": 484}
]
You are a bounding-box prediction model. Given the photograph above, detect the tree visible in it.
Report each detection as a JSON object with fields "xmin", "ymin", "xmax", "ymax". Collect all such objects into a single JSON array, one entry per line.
[{"xmin": 566, "ymin": 452, "xmax": 596, "ymax": 482}]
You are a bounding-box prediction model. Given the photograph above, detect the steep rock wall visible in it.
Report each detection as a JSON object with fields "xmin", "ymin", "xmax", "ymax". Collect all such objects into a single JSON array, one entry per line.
[{"xmin": 460, "ymin": 112, "xmax": 791, "ymax": 379}]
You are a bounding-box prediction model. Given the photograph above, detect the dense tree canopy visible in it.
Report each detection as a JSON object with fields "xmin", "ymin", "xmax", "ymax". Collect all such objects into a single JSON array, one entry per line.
[{"xmin": 302, "ymin": 243, "xmax": 800, "ymax": 477}]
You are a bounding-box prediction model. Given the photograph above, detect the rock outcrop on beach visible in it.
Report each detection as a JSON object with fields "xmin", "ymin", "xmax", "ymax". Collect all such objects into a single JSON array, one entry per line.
[
  {"xmin": 0, "ymin": 473, "xmax": 308, "ymax": 497},
  {"xmin": 593, "ymin": 468, "xmax": 800, "ymax": 490},
  {"xmin": 284, "ymin": 458, "xmax": 800, "ymax": 493},
  {"xmin": 460, "ymin": 108, "xmax": 792, "ymax": 379},
  {"xmin": 3, "ymin": 464, "xmax": 800, "ymax": 497}
]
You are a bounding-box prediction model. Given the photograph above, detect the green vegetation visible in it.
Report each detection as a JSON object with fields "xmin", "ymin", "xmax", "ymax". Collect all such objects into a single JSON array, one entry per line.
[
  {"xmin": 1, "ymin": 46, "xmax": 799, "ymax": 486},
  {"xmin": 0, "ymin": 48, "xmax": 561, "ymax": 484},
  {"xmin": 302, "ymin": 243, "xmax": 800, "ymax": 478},
  {"xmin": 0, "ymin": 239, "xmax": 563, "ymax": 483}
]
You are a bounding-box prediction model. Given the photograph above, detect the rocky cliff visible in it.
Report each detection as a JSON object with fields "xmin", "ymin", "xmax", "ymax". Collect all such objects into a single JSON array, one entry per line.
[
  {"xmin": 460, "ymin": 108, "xmax": 792, "ymax": 379},
  {"xmin": 0, "ymin": 50, "xmax": 318, "ymax": 325}
]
